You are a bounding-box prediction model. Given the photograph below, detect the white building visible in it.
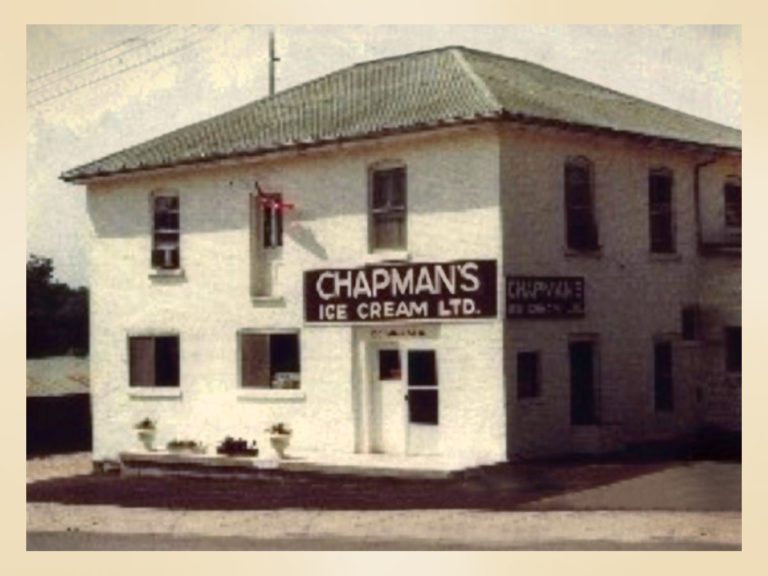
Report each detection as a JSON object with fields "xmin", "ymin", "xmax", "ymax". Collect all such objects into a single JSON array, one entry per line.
[{"xmin": 63, "ymin": 46, "xmax": 741, "ymax": 468}]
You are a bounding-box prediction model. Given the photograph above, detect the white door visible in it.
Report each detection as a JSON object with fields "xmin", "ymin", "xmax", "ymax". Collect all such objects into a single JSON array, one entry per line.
[
  {"xmin": 369, "ymin": 344, "xmax": 440, "ymax": 456},
  {"xmin": 370, "ymin": 346, "xmax": 406, "ymax": 454}
]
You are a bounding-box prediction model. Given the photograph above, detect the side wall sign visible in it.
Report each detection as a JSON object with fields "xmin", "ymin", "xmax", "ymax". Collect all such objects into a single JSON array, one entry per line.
[
  {"xmin": 506, "ymin": 276, "xmax": 585, "ymax": 319},
  {"xmin": 305, "ymin": 260, "xmax": 497, "ymax": 323}
]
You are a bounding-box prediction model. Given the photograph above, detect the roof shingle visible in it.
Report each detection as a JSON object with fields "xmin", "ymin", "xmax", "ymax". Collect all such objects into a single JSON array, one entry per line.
[{"xmin": 62, "ymin": 46, "xmax": 741, "ymax": 182}]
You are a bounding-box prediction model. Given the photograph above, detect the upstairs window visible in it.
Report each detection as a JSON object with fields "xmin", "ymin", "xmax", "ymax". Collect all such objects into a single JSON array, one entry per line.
[
  {"xmin": 724, "ymin": 176, "xmax": 741, "ymax": 228},
  {"xmin": 240, "ymin": 332, "xmax": 301, "ymax": 389},
  {"xmin": 649, "ymin": 169, "xmax": 675, "ymax": 253},
  {"xmin": 259, "ymin": 193, "xmax": 284, "ymax": 249},
  {"xmin": 564, "ymin": 157, "xmax": 599, "ymax": 251},
  {"xmin": 370, "ymin": 166, "xmax": 407, "ymax": 251},
  {"xmin": 151, "ymin": 194, "xmax": 180, "ymax": 269},
  {"xmin": 129, "ymin": 335, "xmax": 180, "ymax": 388}
]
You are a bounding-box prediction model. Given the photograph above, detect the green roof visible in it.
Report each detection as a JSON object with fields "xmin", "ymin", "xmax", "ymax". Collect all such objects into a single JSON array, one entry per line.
[{"xmin": 62, "ymin": 46, "xmax": 741, "ymax": 182}]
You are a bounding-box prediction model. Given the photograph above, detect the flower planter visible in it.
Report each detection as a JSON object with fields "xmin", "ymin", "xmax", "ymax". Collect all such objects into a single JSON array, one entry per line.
[
  {"xmin": 269, "ymin": 433, "xmax": 291, "ymax": 459},
  {"xmin": 137, "ymin": 429, "xmax": 156, "ymax": 452}
]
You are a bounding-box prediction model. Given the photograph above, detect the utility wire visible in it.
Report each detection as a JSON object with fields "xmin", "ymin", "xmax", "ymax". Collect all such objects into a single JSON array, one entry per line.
[
  {"xmin": 27, "ymin": 26, "xmax": 176, "ymax": 87},
  {"xmin": 28, "ymin": 25, "xmax": 201, "ymax": 96},
  {"xmin": 28, "ymin": 26, "xmax": 223, "ymax": 109}
]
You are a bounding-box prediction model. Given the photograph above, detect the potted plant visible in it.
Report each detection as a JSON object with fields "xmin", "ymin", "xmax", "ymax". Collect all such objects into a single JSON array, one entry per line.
[
  {"xmin": 266, "ymin": 422, "xmax": 292, "ymax": 459},
  {"xmin": 134, "ymin": 418, "xmax": 156, "ymax": 451},
  {"xmin": 166, "ymin": 439, "xmax": 206, "ymax": 455},
  {"xmin": 216, "ymin": 436, "xmax": 259, "ymax": 457}
]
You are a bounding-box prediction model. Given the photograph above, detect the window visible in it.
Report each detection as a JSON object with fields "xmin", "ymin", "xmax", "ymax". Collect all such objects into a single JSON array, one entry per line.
[
  {"xmin": 724, "ymin": 176, "xmax": 741, "ymax": 228},
  {"xmin": 129, "ymin": 336, "xmax": 179, "ymax": 387},
  {"xmin": 654, "ymin": 341, "xmax": 674, "ymax": 412},
  {"xmin": 407, "ymin": 350, "xmax": 438, "ymax": 425},
  {"xmin": 649, "ymin": 169, "xmax": 675, "ymax": 253},
  {"xmin": 517, "ymin": 351, "xmax": 540, "ymax": 399},
  {"xmin": 564, "ymin": 157, "xmax": 599, "ymax": 250},
  {"xmin": 370, "ymin": 166, "xmax": 407, "ymax": 251},
  {"xmin": 569, "ymin": 339, "xmax": 599, "ymax": 425},
  {"xmin": 249, "ymin": 190, "xmax": 285, "ymax": 297},
  {"xmin": 725, "ymin": 326, "xmax": 741, "ymax": 374},
  {"xmin": 681, "ymin": 305, "xmax": 700, "ymax": 341},
  {"xmin": 240, "ymin": 332, "xmax": 301, "ymax": 389},
  {"xmin": 151, "ymin": 194, "xmax": 180, "ymax": 269}
]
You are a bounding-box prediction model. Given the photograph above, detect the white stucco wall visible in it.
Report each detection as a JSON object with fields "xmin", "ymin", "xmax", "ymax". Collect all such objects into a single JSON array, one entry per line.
[
  {"xmin": 86, "ymin": 125, "xmax": 506, "ymax": 463},
  {"xmin": 499, "ymin": 124, "xmax": 741, "ymax": 457}
]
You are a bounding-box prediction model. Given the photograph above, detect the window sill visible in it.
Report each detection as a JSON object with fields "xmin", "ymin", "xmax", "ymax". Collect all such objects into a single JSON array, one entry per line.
[
  {"xmin": 649, "ymin": 252, "xmax": 681, "ymax": 262},
  {"xmin": 250, "ymin": 295, "xmax": 285, "ymax": 305},
  {"xmin": 564, "ymin": 247, "xmax": 602, "ymax": 259},
  {"xmin": 237, "ymin": 389, "xmax": 306, "ymax": 402},
  {"xmin": 365, "ymin": 250, "xmax": 412, "ymax": 264},
  {"xmin": 149, "ymin": 268, "xmax": 186, "ymax": 279},
  {"xmin": 129, "ymin": 388, "xmax": 182, "ymax": 399}
]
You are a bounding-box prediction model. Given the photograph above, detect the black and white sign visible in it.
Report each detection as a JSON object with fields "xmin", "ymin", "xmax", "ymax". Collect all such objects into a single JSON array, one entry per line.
[
  {"xmin": 506, "ymin": 276, "xmax": 585, "ymax": 318},
  {"xmin": 305, "ymin": 260, "xmax": 497, "ymax": 323}
]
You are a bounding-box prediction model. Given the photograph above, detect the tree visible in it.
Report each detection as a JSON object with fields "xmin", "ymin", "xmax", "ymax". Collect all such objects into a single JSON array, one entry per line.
[{"xmin": 27, "ymin": 254, "xmax": 89, "ymax": 357}]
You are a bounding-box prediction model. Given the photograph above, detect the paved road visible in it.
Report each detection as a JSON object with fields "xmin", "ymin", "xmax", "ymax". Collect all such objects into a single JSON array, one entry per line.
[{"xmin": 27, "ymin": 530, "xmax": 739, "ymax": 551}]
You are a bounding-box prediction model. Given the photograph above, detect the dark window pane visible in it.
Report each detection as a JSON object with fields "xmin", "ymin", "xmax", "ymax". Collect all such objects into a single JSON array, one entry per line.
[
  {"xmin": 408, "ymin": 389, "xmax": 438, "ymax": 425},
  {"xmin": 570, "ymin": 341, "xmax": 597, "ymax": 425},
  {"xmin": 378, "ymin": 350, "xmax": 401, "ymax": 380},
  {"xmin": 517, "ymin": 352, "xmax": 540, "ymax": 399},
  {"xmin": 565, "ymin": 161, "xmax": 598, "ymax": 250},
  {"xmin": 371, "ymin": 167, "xmax": 407, "ymax": 250},
  {"xmin": 726, "ymin": 327, "xmax": 741, "ymax": 373},
  {"xmin": 408, "ymin": 350, "xmax": 438, "ymax": 387},
  {"xmin": 373, "ymin": 213, "xmax": 405, "ymax": 250},
  {"xmin": 654, "ymin": 342, "xmax": 674, "ymax": 412},
  {"xmin": 270, "ymin": 333, "xmax": 300, "ymax": 374},
  {"xmin": 154, "ymin": 336, "xmax": 179, "ymax": 387},
  {"xmin": 649, "ymin": 172, "xmax": 674, "ymax": 253}
]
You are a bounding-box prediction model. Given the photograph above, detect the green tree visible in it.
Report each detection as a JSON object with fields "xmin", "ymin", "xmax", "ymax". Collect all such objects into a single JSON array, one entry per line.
[{"xmin": 27, "ymin": 255, "xmax": 88, "ymax": 357}]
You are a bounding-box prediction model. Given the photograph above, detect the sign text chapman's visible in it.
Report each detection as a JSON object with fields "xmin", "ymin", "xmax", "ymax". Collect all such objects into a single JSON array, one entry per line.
[
  {"xmin": 304, "ymin": 260, "xmax": 497, "ymax": 323},
  {"xmin": 506, "ymin": 276, "xmax": 585, "ymax": 318}
]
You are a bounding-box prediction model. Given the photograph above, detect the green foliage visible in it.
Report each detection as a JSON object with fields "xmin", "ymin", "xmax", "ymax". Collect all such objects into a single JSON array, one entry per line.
[{"xmin": 27, "ymin": 254, "xmax": 89, "ymax": 358}]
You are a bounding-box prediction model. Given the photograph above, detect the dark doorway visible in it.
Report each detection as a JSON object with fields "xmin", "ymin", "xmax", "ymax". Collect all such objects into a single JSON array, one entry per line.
[{"xmin": 570, "ymin": 341, "xmax": 598, "ymax": 425}]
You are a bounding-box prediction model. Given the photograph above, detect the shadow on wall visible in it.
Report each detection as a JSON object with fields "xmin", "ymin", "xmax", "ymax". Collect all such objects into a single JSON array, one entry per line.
[{"xmin": 285, "ymin": 223, "xmax": 328, "ymax": 260}]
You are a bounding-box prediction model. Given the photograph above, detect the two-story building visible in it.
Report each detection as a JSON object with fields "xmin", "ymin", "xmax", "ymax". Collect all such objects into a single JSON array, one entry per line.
[{"xmin": 62, "ymin": 46, "xmax": 741, "ymax": 469}]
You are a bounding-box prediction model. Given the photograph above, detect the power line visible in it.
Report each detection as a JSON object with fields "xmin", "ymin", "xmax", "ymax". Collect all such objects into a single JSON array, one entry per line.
[
  {"xmin": 28, "ymin": 26, "xmax": 201, "ymax": 97},
  {"xmin": 27, "ymin": 26, "xmax": 176, "ymax": 86},
  {"xmin": 28, "ymin": 25, "xmax": 224, "ymax": 110}
]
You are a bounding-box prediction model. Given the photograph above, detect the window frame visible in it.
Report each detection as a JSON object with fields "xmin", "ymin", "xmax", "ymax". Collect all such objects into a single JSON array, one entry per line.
[
  {"xmin": 128, "ymin": 334, "xmax": 180, "ymax": 388},
  {"xmin": 516, "ymin": 351, "xmax": 541, "ymax": 400},
  {"xmin": 564, "ymin": 156, "xmax": 599, "ymax": 252},
  {"xmin": 368, "ymin": 162, "xmax": 408, "ymax": 253},
  {"xmin": 150, "ymin": 191, "xmax": 181, "ymax": 271},
  {"xmin": 238, "ymin": 329, "xmax": 302, "ymax": 390},
  {"xmin": 724, "ymin": 175, "xmax": 742, "ymax": 229},
  {"xmin": 648, "ymin": 168, "xmax": 676, "ymax": 254}
]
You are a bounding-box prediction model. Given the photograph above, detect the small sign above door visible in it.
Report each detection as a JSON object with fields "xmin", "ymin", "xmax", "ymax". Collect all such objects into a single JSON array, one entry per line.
[
  {"xmin": 368, "ymin": 325, "xmax": 439, "ymax": 340},
  {"xmin": 506, "ymin": 276, "xmax": 585, "ymax": 319}
]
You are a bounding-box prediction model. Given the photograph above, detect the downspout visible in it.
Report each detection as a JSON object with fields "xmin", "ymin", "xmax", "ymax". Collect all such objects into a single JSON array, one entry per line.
[{"xmin": 694, "ymin": 156, "xmax": 718, "ymax": 255}]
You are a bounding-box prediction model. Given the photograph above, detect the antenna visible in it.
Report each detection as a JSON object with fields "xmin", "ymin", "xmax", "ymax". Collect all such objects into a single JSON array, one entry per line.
[{"xmin": 269, "ymin": 29, "xmax": 280, "ymax": 96}]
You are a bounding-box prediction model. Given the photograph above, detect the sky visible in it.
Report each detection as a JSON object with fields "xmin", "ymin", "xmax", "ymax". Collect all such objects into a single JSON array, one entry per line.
[{"xmin": 26, "ymin": 25, "xmax": 741, "ymax": 287}]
